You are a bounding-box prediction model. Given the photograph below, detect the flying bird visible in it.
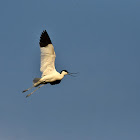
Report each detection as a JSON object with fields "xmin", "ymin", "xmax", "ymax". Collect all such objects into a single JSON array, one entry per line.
[{"xmin": 23, "ymin": 30, "xmax": 77, "ymax": 97}]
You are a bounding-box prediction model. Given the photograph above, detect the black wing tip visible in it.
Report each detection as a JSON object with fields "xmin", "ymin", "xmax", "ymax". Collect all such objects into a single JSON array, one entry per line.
[{"xmin": 39, "ymin": 30, "xmax": 52, "ymax": 47}]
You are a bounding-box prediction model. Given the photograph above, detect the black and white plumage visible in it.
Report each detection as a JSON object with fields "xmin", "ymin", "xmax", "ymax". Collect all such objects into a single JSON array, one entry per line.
[
  {"xmin": 40, "ymin": 31, "xmax": 56, "ymax": 77},
  {"xmin": 22, "ymin": 30, "xmax": 76, "ymax": 97}
]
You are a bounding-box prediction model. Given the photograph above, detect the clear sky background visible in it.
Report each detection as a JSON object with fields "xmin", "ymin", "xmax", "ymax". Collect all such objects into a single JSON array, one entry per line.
[{"xmin": 0, "ymin": 0, "xmax": 140, "ymax": 140}]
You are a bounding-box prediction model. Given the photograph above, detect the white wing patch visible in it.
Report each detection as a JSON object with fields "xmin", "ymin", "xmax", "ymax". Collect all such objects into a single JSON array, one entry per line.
[{"xmin": 40, "ymin": 44, "xmax": 56, "ymax": 77}]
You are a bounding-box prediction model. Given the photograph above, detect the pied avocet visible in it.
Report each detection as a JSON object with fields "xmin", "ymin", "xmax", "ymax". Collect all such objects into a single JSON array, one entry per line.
[{"xmin": 22, "ymin": 30, "xmax": 77, "ymax": 97}]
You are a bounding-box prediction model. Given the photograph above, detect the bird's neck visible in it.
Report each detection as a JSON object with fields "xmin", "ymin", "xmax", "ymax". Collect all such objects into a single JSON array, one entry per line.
[{"xmin": 60, "ymin": 73, "xmax": 65, "ymax": 79}]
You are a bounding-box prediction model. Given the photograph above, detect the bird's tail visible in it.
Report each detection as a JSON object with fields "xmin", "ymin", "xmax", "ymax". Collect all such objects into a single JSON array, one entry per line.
[{"xmin": 33, "ymin": 78, "xmax": 41, "ymax": 84}]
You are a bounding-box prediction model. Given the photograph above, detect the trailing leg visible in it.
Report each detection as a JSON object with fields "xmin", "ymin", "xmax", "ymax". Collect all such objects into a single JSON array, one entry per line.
[
  {"xmin": 26, "ymin": 84, "xmax": 45, "ymax": 98},
  {"xmin": 22, "ymin": 80, "xmax": 42, "ymax": 93}
]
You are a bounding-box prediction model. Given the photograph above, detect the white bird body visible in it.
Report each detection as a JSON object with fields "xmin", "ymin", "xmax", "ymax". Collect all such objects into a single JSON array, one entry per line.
[
  {"xmin": 35, "ymin": 71, "xmax": 66, "ymax": 86},
  {"xmin": 22, "ymin": 30, "xmax": 73, "ymax": 97}
]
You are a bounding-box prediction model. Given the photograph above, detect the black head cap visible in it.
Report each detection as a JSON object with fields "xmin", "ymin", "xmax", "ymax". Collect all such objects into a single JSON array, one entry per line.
[
  {"xmin": 60, "ymin": 70, "xmax": 68, "ymax": 74},
  {"xmin": 39, "ymin": 30, "xmax": 52, "ymax": 47}
]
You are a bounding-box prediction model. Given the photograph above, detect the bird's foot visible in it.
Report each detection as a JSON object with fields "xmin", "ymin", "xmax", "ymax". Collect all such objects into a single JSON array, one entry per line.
[
  {"xmin": 22, "ymin": 89, "xmax": 28, "ymax": 93},
  {"xmin": 26, "ymin": 94, "xmax": 31, "ymax": 98}
]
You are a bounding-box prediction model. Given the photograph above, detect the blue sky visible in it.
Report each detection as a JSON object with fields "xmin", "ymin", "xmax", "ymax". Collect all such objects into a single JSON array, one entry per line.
[{"xmin": 0, "ymin": 0, "xmax": 140, "ymax": 140}]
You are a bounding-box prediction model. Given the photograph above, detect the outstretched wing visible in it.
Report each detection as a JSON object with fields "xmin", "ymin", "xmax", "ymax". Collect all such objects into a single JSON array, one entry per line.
[{"xmin": 39, "ymin": 30, "xmax": 56, "ymax": 77}]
